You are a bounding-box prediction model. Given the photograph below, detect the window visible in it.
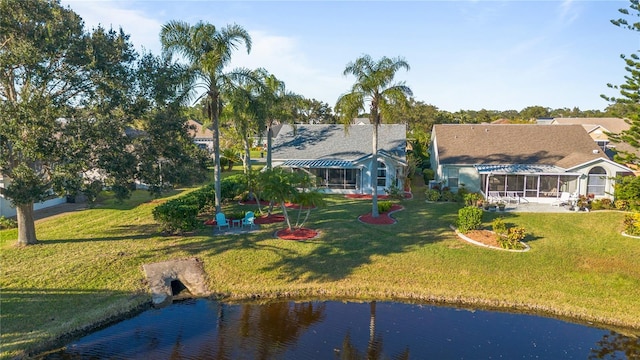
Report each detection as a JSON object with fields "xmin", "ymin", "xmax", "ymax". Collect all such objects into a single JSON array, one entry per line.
[
  {"xmin": 447, "ymin": 168, "xmax": 459, "ymax": 188},
  {"xmin": 587, "ymin": 167, "xmax": 607, "ymax": 196},
  {"xmin": 377, "ymin": 161, "xmax": 386, "ymax": 187}
]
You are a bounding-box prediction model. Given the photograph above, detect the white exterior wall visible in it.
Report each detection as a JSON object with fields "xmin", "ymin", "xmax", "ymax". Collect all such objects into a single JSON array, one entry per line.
[
  {"xmin": 0, "ymin": 196, "xmax": 66, "ymax": 218},
  {"xmin": 570, "ymin": 160, "xmax": 632, "ymax": 200},
  {"xmin": 458, "ymin": 166, "xmax": 482, "ymax": 193}
]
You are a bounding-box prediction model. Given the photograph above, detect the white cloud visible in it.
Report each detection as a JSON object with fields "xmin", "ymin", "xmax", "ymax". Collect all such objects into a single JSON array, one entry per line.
[
  {"xmin": 62, "ymin": 0, "xmax": 163, "ymax": 54},
  {"xmin": 229, "ymin": 31, "xmax": 350, "ymax": 105}
]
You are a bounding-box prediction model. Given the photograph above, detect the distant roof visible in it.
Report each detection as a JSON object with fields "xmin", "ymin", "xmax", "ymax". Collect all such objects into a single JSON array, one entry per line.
[
  {"xmin": 272, "ymin": 124, "xmax": 406, "ymax": 163},
  {"xmin": 432, "ymin": 124, "xmax": 604, "ymax": 169},
  {"xmin": 186, "ymin": 120, "xmax": 213, "ymax": 139},
  {"xmin": 550, "ymin": 117, "xmax": 630, "ymax": 134}
]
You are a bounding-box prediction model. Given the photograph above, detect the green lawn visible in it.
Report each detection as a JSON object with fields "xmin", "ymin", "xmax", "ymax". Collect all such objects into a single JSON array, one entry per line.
[{"xmin": 1, "ymin": 183, "xmax": 639, "ymax": 358}]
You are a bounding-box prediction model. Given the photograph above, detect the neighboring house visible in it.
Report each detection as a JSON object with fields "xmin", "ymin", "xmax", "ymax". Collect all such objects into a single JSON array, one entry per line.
[
  {"xmin": 548, "ymin": 117, "xmax": 631, "ymax": 153},
  {"xmin": 271, "ymin": 124, "xmax": 407, "ymax": 194},
  {"xmin": 352, "ymin": 117, "xmax": 371, "ymax": 125},
  {"xmin": 430, "ymin": 124, "xmax": 634, "ymax": 203},
  {"xmin": 0, "ymin": 175, "xmax": 66, "ymax": 218},
  {"xmin": 186, "ymin": 120, "xmax": 214, "ymax": 153}
]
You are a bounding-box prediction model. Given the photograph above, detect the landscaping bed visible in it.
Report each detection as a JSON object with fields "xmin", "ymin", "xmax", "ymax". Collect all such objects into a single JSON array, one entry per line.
[{"xmin": 2, "ymin": 186, "xmax": 639, "ymax": 359}]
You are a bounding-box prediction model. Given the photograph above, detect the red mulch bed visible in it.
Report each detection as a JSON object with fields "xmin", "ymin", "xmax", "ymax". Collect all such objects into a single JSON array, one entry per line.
[
  {"xmin": 465, "ymin": 230, "xmax": 501, "ymax": 248},
  {"xmin": 358, "ymin": 204, "xmax": 404, "ymax": 225},
  {"xmin": 346, "ymin": 192, "xmax": 412, "ymax": 200},
  {"xmin": 254, "ymin": 214, "xmax": 285, "ymax": 224},
  {"xmin": 276, "ymin": 227, "xmax": 319, "ymax": 240}
]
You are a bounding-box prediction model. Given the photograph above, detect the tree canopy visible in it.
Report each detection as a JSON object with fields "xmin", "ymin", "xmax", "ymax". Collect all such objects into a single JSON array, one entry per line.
[{"xmin": 602, "ymin": 0, "xmax": 640, "ymax": 164}]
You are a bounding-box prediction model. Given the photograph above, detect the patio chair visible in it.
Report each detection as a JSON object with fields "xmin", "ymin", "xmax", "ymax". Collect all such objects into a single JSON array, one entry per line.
[
  {"xmin": 215, "ymin": 212, "xmax": 230, "ymax": 231},
  {"xmin": 242, "ymin": 211, "xmax": 255, "ymax": 229},
  {"xmin": 506, "ymin": 192, "xmax": 520, "ymax": 204},
  {"xmin": 488, "ymin": 191, "xmax": 503, "ymax": 203},
  {"xmin": 551, "ymin": 192, "xmax": 571, "ymax": 206}
]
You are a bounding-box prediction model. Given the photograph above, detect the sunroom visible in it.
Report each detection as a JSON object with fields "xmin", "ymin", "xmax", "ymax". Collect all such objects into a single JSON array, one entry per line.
[
  {"xmin": 476, "ymin": 164, "xmax": 581, "ymax": 203},
  {"xmin": 280, "ymin": 159, "xmax": 362, "ymax": 191}
]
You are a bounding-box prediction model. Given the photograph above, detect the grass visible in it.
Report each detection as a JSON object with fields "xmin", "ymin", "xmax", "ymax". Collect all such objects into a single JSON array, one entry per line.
[{"xmin": 1, "ymin": 180, "xmax": 640, "ymax": 358}]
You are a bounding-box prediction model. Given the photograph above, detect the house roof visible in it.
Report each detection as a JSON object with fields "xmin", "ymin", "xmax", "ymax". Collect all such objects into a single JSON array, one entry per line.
[
  {"xmin": 549, "ymin": 117, "xmax": 630, "ymax": 134},
  {"xmin": 186, "ymin": 120, "xmax": 213, "ymax": 139},
  {"xmin": 432, "ymin": 124, "xmax": 605, "ymax": 168},
  {"xmin": 272, "ymin": 124, "xmax": 406, "ymax": 164}
]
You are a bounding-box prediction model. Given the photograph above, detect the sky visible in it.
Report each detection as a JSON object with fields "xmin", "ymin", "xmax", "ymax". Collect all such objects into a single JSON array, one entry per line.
[{"xmin": 61, "ymin": 0, "xmax": 639, "ymax": 113}]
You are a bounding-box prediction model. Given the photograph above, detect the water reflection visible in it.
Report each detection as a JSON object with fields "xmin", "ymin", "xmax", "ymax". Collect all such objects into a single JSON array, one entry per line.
[{"xmin": 43, "ymin": 299, "xmax": 639, "ymax": 359}]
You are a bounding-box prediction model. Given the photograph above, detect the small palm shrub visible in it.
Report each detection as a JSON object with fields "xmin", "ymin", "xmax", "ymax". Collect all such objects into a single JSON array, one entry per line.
[
  {"xmin": 615, "ymin": 199, "xmax": 630, "ymax": 211},
  {"xmin": 623, "ymin": 212, "xmax": 640, "ymax": 236},
  {"xmin": 491, "ymin": 217, "xmax": 507, "ymax": 237},
  {"xmin": 500, "ymin": 227, "xmax": 526, "ymax": 250},
  {"xmin": 464, "ymin": 192, "xmax": 482, "ymax": 207},
  {"xmin": 378, "ymin": 201, "xmax": 393, "ymax": 213},
  {"xmin": 457, "ymin": 206, "xmax": 483, "ymax": 233}
]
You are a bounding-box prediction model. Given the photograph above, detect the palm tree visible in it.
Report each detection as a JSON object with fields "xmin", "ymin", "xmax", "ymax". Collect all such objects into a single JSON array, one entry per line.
[
  {"xmin": 160, "ymin": 21, "xmax": 252, "ymax": 213},
  {"xmin": 335, "ymin": 54, "xmax": 412, "ymax": 217},
  {"xmin": 255, "ymin": 69, "xmax": 300, "ymax": 170}
]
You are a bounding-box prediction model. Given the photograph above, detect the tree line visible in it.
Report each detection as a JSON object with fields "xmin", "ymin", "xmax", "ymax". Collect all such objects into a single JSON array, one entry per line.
[{"xmin": 1, "ymin": 0, "xmax": 638, "ymax": 246}]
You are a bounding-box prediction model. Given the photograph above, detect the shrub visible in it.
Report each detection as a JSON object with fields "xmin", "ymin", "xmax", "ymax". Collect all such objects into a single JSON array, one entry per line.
[
  {"xmin": 457, "ymin": 206, "xmax": 483, "ymax": 233},
  {"xmin": 456, "ymin": 186, "xmax": 470, "ymax": 203},
  {"xmin": 422, "ymin": 169, "xmax": 435, "ymax": 184},
  {"xmin": 220, "ymin": 174, "xmax": 246, "ymax": 201},
  {"xmin": 590, "ymin": 200, "xmax": 603, "ymax": 210},
  {"xmin": 623, "ymin": 212, "xmax": 640, "ymax": 236},
  {"xmin": 600, "ymin": 198, "xmax": 612, "ymax": 210},
  {"xmin": 0, "ymin": 216, "xmax": 17, "ymax": 230},
  {"xmin": 425, "ymin": 189, "xmax": 441, "ymax": 202},
  {"xmin": 615, "ymin": 199, "xmax": 630, "ymax": 211},
  {"xmin": 441, "ymin": 190, "xmax": 456, "ymax": 202},
  {"xmin": 491, "ymin": 217, "xmax": 507, "ymax": 237},
  {"xmin": 496, "ymin": 226, "xmax": 526, "ymax": 250},
  {"xmin": 152, "ymin": 199, "xmax": 201, "ymax": 235},
  {"xmin": 385, "ymin": 182, "xmax": 405, "ymax": 200},
  {"xmin": 464, "ymin": 192, "xmax": 482, "ymax": 207},
  {"xmin": 378, "ymin": 201, "xmax": 393, "ymax": 213}
]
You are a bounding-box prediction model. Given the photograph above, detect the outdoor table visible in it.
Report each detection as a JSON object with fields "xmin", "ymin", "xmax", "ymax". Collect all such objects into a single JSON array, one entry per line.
[{"xmin": 232, "ymin": 219, "xmax": 242, "ymax": 228}]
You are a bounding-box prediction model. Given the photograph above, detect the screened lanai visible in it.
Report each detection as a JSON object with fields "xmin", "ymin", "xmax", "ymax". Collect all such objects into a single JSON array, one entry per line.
[
  {"xmin": 281, "ymin": 160, "xmax": 362, "ymax": 190},
  {"xmin": 475, "ymin": 164, "xmax": 581, "ymax": 201}
]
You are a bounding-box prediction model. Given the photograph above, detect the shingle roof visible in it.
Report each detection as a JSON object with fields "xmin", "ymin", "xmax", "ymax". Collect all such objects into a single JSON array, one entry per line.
[
  {"xmin": 550, "ymin": 117, "xmax": 630, "ymax": 134},
  {"xmin": 186, "ymin": 120, "xmax": 213, "ymax": 139},
  {"xmin": 272, "ymin": 124, "xmax": 406, "ymax": 162},
  {"xmin": 433, "ymin": 124, "xmax": 604, "ymax": 169}
]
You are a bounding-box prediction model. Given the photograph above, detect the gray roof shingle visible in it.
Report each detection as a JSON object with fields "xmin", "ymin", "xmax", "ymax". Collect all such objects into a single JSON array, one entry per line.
[
  {"xmin": 272, "ymin": 124, "xmax": 406, "ymax": 163},
  {"xmin": 433, "ymin": 124, "xmax": 605, "ymax": 169}
]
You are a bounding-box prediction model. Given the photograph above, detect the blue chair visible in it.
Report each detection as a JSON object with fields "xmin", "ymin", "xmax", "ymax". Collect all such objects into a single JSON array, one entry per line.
[
  {"xmin": 242, "ymin": 211, "xmax": 255, "ymax": 229},
  {"xmin": 215, "ymin": 212, "xmax": 230, "ymax": 231}
]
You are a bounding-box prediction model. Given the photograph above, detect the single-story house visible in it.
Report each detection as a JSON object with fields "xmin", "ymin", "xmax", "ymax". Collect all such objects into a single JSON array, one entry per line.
[
  {"xmin": 186, "ymin": 119, "xmax": 214, "ymax": 153},
  {"xmin": 548, "ymin": 117, "xmax": 631, "ymax": 151},
  {"xmin": 271, "ymin": 124, "xmax": 407, "ymax": 194},
  {"xmin": 430, "ymin": 124, "xmax": 634, "ymax": 203}
]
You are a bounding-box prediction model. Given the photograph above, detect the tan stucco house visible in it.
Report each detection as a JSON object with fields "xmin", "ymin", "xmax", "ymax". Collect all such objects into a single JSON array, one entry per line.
[{"xmin": 430, "ymin": 124, "xmax": 634, "ymax": 203}]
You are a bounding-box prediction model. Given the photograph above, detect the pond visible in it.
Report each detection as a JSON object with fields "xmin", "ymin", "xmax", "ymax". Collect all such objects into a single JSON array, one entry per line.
[{"xmin": 42, "ymin": 299, "xmax": 638, "ymax": 359}]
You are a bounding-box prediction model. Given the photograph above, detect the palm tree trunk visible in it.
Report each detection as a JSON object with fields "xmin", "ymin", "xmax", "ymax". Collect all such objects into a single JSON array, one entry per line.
[
  {"xmin": 243, "ymin": 134, "xmax": 251, "ymax": 174},
  {"xmin": 266, "ymin": 123, "xmax": 273, "ymax": 170},
  {"xmin": 16, "ymin": 202, "xmax": 38, "ymax": 245},
  {"xmin": 281, "ymin": 203, "xmax": 292, "ymax": 230},
  {"xmin": 371, "ymin": 124, "xmax": 379, "ymax": 217},
  {"xmin": 211, "ymin": 92, "xmax": 222, "ymax": 213}
]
